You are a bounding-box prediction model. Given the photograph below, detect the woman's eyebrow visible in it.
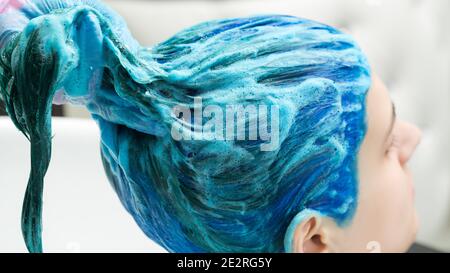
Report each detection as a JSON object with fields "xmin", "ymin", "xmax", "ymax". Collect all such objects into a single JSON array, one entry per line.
[{"xmin": 384, "ymin": 102, "xmax": 397, "ymax": 143}]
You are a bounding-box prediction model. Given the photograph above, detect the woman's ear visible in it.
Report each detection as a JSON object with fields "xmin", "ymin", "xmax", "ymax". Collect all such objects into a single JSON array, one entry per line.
[{"xmin": 284, "ymin": 209, "xmax": 334, "ymax": 253}]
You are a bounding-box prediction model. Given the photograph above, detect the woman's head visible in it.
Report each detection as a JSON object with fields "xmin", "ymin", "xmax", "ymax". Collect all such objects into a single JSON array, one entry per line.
[
  {"xmin": 0, "ymin": 0, "xmax": 421, "ymax": 253},
  {"xmin": 287, "ymin": 74, "xmax": 422, "ymax": 253}
]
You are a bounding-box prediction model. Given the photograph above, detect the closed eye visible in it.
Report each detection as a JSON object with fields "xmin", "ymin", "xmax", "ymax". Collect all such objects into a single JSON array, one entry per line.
[{"xmin": 386, "ymin": 132, "xmax": 399, "ymax": 154}]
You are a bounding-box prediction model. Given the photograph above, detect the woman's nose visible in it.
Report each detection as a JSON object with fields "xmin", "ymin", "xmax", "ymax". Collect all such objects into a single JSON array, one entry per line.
[{"xmin": 398, "ymin": 121, "xmax": 423, "ymax": 165}]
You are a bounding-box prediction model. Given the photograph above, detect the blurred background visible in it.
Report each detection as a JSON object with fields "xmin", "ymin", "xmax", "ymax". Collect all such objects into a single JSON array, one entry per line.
[{"xmin": 1, "ymin": 0, "xmax": 449, "ymax": 252}]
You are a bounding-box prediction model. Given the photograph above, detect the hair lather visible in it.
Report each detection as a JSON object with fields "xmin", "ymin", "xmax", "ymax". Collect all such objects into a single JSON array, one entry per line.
[{"xmin": 0, "ymin": 0, "xmax": 371, "ymax": 252}]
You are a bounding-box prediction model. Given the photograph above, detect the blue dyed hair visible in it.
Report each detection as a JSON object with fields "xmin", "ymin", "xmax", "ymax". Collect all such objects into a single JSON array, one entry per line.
[{"xmin": 0, "ymin": 0, "xmax": 371, "ymax": 252}]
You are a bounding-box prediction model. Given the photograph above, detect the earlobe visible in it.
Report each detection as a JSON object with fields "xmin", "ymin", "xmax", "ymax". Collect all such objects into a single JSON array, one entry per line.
[{"xmin": 284, "ymin": 209, "xmax": 330, "ymax": 253}]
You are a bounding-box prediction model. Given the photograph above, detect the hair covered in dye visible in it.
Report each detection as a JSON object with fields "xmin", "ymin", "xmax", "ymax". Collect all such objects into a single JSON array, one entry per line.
[{"xmin": 0, "ymin": 0, "xmax": 371, "ymax": 252}]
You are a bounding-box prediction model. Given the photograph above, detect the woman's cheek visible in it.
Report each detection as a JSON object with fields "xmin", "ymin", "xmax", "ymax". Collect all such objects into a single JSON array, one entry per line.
[
  {"xmin": 380, "ymin": 150, "xmax": 412, "ymax": 205},
  {"xmin": 386, "ymin": 148, "xmax": 413, "ymax": 192}
]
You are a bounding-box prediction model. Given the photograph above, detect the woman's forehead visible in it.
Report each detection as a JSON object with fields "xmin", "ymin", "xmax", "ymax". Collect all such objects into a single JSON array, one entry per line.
[{"xmin": 364, "ymin": 74, "xmax": 393, "ymax": 149}]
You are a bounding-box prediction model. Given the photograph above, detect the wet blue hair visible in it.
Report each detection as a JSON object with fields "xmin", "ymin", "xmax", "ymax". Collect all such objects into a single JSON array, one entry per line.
[{"xmin": 0, "ymin": 0, "xmax": 371, "ymax": 253}]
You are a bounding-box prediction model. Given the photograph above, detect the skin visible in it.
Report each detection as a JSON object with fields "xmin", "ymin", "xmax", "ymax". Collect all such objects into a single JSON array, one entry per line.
[{"xmin": 291, "ymin": 74, "xmax": 423, "ymax": 253}]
